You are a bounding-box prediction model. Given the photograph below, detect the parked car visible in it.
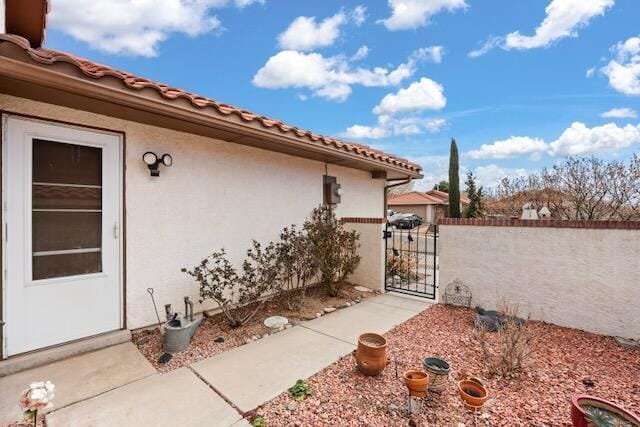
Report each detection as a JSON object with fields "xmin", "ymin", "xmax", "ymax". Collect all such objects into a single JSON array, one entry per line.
[{"xmin": 388, "ymin": 213, "xmax": 423, "ymax": 229}]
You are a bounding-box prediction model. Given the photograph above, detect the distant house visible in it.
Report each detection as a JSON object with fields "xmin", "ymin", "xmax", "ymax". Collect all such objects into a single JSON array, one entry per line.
[{"xmin": 388, "ymin": 190, "xmax": 470, "ymax": 223}]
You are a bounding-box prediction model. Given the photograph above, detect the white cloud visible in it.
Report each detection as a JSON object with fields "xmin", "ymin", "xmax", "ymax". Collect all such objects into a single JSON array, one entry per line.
[
  {"xmin": 601, "ymin": 36, "xmax": 640, "ymax": 96},
  {"xmin": 474, "ymin": 164, "xmax": 529, "ymax": 188},
  {"xmin": 601, "ymin": 107, "xmax": 637, "ymax": 119},
  {"xmin": 351, "ymin": 46, "xmax": 370, "ymax": 61},
  {"xmin": 410, "ymin": 155, "xmax": 450, "ymax": 191},
  {"xmin": 253, "ymin": 48, "xmax": 424, "ymax": 102},
  {"xmin": 468, "ymin": 36, "xmax": 502, "ymax": 58},
  {"xmin": 233, "ymin": 0, "xmax": 264, "ymax": 6},
  {"xmin": 381, "ymin": 0, "xmax": 468, "ymax": 31},
  {"xmin": 48, "ymin": 0, "xmax": 260, "ymax": 57},
  {"xmin": 277, "ymin": 6, "xmax": 368, "ymax": 51},
  {"xmin": 341, "ymin": 75, "xmax": 447, "ymax": 139},
  {"xmin": 467, "ymin": 121, "xmax": 640, "ymax": 159},
  {"xmin": 412, "ymin": 46, "xmax": 445, "ymax": 64},
  {"xmin": 373, "ymin": 77, "xmax": 446, "ymax": 115},
  {"xmin": 341, "ymin": 116, "xmax": 447, "ymax": 139},
  {"xmin": 468, "ymin": 136, "xmax": 547, "ymax": 160},
  {"xmin": 504, "ymin": 0, "xmax": 613, "ymax": 50},
  {"xmin": 342, "ymin": 124, "xmax": 390, "ymax": 139},
  {"xmin": 548, "ymin": 121, "xmax": 640, "ymax": 155},
  {"xmin": 277, "ymin": 12, "xmax": 347, "ymax": 51},
  {"xmin": 586, "ymin": 67, "xmax": 596, "ymax": 78},
  {"xmin": 468, "ymin": 0, "xmax": 613, "ymax": 57},
  {"xmin": 351, "ymin": 5, "xmax": 367, "ymax": 26},
  {"xmin": 410, "ymin": 157, "xmax": 529, "ymax": 190}
]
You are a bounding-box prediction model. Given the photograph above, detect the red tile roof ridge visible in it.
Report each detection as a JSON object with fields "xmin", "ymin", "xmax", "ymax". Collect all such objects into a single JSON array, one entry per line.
[{"xmin": 0, "ymin": 34, "xmax": 421, "ymax": 173}]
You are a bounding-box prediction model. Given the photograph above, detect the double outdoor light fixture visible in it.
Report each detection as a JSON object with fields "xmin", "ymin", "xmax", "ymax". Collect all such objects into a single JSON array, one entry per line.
[{"xmin": 142, "ymin": 152, "xmax": 173, "ymax": 177}]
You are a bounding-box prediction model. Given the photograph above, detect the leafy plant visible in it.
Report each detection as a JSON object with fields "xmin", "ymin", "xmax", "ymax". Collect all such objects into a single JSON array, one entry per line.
[
  {"xmin": 464, "ymin": 171, "xmax": 484, "ymax": 218},
  {"xmin": 585, "ymin": 406, "xmax": 615, "ymax": 427},
  {"xmin": 277, "ymin": 225, "xmax": 318, "ymax": 311},
  {"xmin": 288, "ymin": 379, "xmax": 312, "ymax": 401},
  {"xmin": 251, "ymin": 415, "xmax": 266, "ymax": 427},
  {"xmin": 182, "ymin": 241, "xmax": 281, "ymax": 328},
  {"xmin": 305, "ymin": 205, "xmax": 361, "ymax": 297}
]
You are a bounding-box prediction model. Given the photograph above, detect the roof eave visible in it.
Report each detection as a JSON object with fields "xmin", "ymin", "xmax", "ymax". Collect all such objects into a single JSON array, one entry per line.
[{"xmin": 0, "ymin": 43, "xmax": 422, "ymax": 179}]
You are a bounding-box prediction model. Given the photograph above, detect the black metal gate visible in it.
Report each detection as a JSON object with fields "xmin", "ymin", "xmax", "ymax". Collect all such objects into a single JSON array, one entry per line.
[{"xmin": 384, "ymin": 223, "xmax": 437, "ymax": 298}]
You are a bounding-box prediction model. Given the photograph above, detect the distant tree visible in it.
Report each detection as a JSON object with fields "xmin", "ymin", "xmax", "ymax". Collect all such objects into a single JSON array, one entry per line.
[
  {"xmin": 448, "ymin": 139, "xmax": 461, "ymax": 218},
  {"xmin": 464, "ymin": 172, "xmax": 484, "ymax": 218},
  {"xmin": 433, "ymin": 180, "xmax": 449, "ymax": 193},
  {"xmin": 486, "ymin": 155, "xmax": 640, "ymax": 220}
]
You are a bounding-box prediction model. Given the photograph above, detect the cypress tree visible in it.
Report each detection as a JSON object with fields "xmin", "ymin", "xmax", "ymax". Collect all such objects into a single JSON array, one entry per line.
[{"xmin": 448, "ymin": 138, "xmax": 461, "ymax": 218}]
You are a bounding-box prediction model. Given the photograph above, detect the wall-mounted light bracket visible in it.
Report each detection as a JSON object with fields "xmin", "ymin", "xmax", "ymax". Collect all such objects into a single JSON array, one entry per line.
[
  {"xmin": 143, "ymin": 152, "xmax": 173, "ymax": 177},
  {"xmin": 323, "ymin": 175, "xmax": 342, "ymax": 205}
]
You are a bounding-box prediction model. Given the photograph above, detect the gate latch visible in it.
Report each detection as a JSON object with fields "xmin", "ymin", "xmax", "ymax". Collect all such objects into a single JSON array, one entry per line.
[{"xmin": 383, "ymin": 230, "xmax": 392, "ymax": 239}]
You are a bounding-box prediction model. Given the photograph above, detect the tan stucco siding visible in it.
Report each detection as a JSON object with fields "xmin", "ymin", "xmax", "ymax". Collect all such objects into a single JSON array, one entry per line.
[
  {"xmin": 1, "ymin": 95, "xmax": 385, "ymax": 329},
  {"xmin": 439, "ymin": 224, "xmax": 640, "ymax": 339}
]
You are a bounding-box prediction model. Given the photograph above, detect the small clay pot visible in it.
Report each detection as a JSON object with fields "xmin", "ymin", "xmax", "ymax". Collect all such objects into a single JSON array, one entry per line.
[
  {"xmin": 403, "ymin": 370, "xmax": 429, "ymax": 398},
  {"xmin": 354, "ymin": 333, "xmax": 388, "ymax": 376},
  {"xmin": 457, "ymin": 379, "xmax": 488, "ymax": 409}
]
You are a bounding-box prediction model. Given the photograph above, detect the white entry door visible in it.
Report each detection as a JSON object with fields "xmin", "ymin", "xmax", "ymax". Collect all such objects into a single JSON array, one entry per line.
[{"xmin": 3, "ymin": 116, "xmax": 122, "ymax": 356}]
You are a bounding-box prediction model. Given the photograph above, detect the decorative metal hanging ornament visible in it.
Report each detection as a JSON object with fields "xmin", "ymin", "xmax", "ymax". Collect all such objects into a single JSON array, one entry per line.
[{"xmin": 443, "ymin": 279, "xmax": 472, "ymax": 308}]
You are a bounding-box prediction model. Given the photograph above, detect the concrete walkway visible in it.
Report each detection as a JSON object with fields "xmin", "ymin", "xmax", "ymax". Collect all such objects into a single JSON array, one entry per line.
[
  {"xmin": 1, "ymin": 293, "xmax": 430, "ymax": 426},
  {"xmin": 191, "ymin": 293, "xmax": 431, "ymax": 413},
  {"xmin": 46, "ymin": 367, "xmax": 246, "ymax": 427},
  {"xmin": 0, "ymin": 342, "xmax": 156, "ymax": 426}
]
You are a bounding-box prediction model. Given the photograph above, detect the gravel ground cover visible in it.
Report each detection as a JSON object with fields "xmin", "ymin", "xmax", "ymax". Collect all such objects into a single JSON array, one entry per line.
[
  {"xmin": 132, "ymin": 284, "xmax": 372, "ymax": 373},
  {"xmin": 252, "ymin": 304, "xmax": 640, "ymax": 426}
]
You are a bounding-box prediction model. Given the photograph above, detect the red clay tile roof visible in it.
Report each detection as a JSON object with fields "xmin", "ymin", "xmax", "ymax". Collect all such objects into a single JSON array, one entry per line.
[
  {"xmin": 389, "ymin": 190, "xmax": 470, "ymax": 206},
  {"xmin": 388, "ymin": 192, "xmax": 443, "ymax": 205},
  {"xmin": 0, "ymin": 34, "xmax": 422, "ymax": 175}
]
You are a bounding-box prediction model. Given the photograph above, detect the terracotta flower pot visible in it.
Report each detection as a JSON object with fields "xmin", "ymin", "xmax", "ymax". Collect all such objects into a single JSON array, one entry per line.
[
  {"xmin": 353, "ymin": 333, "xmax": 388, "ymax": 376},
  {"xmin": 457, "ymin": 379, "xmax": 488, "ymax": 409},
  {"xmin": 571, "ymin": 394, "xmax": 640, "ymax": 427},
  {"xmin": 403, "ymin": 370, "xmax": 429, "ymax": 398}
]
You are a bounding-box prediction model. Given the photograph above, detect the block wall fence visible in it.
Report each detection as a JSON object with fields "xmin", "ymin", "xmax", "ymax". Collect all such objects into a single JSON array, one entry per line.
[{"xmin": 437, "ymin": 219, "xmax": 640, "ymax": 340}]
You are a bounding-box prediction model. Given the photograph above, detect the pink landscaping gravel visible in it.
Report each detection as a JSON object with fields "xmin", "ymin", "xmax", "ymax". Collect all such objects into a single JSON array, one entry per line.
[{"xmin": 253, "ymin": 304, "xmax": 640, "ymax": 426}]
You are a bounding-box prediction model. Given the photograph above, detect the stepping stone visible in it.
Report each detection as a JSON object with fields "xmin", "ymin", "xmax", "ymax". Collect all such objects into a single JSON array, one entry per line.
[{"xmin": 264, "ymin": 316, "xmax": 288, "ymax": 329}]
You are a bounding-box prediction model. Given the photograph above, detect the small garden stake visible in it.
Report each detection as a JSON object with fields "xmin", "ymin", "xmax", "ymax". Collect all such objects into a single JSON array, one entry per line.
[{"xmin": 147, "ymin": 288, "xmax": 163, "ymax": 330}]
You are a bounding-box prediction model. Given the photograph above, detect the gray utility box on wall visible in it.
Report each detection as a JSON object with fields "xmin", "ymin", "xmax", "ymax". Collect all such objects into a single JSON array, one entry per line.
[{"xmin": 323, "ymin": 175, "xmax": 342, "ymax": 205}]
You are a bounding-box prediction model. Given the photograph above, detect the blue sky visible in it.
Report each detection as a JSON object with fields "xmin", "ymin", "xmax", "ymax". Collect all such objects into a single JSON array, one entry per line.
[{"xmin": 45, "ymin": 0, "xmax": 640, "ymax": 189}]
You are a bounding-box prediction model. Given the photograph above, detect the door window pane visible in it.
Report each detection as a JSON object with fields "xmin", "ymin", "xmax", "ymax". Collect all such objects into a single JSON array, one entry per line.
[{"xmin": 32, "ymin": 139, "xmax": 103, "ymax": 280}]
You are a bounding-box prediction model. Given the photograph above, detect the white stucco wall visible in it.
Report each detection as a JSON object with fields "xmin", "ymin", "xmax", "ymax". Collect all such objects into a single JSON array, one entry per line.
[
  {"xmin": 1, "ymin": 95, "xmax": 386, "ymax": 329},
  {"xmin": 346, "ymin": 223, "xmax": 385, "ymax": 292},
  {"xmin": 438, "ymin": 224, "xmax": 640, "ymax": 339}
]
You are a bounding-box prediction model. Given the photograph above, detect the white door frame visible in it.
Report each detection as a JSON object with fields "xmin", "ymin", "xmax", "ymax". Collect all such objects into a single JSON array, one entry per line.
[{"xmin": 1, "ymin": 114, "xmax": 125, "ymax": 358}]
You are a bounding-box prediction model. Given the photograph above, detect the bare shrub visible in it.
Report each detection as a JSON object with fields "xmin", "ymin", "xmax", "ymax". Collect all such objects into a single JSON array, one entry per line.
[
  {"xmin": 385, "ymin": 250, "xmax": 420, "ymax": 281},
  {"xmin": 277, "ymin": 225, "xmax": 317, "ymax": 311},
  {"xmin": 474, "ymin": 302, "xmax": 534, "ymax": 378},
  {"xmin": 306, "ymin": 205, "xmax": 361, "ymax": 297},
  {"xmin": 182, "ymin": 241, "xmax": 281, "ymax": 328}
]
